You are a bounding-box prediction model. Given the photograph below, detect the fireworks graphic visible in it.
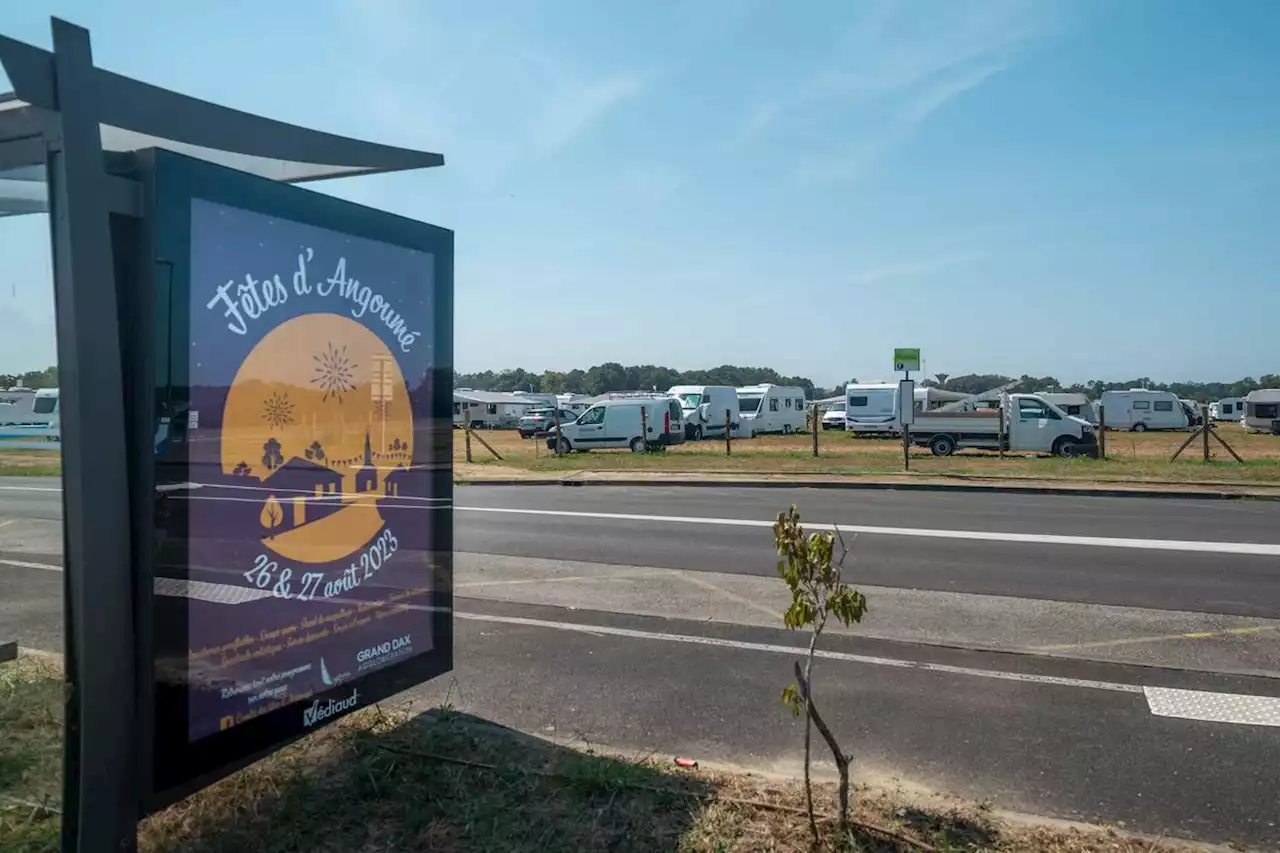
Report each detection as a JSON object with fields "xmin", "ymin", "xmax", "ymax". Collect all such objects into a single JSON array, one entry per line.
[
  {"xmin": 373, "ymin": 398, "xmax": 392, "ymax": 420},
  {"xmin": 262, "ymin": 392, "xmax": 295, "ymax": 430},
  {"xmin": 311, "ymin": 342, "xmax": 358, "ymax": 402}
]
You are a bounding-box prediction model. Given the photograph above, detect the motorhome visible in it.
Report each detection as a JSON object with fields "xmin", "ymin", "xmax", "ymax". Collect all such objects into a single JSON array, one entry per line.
[
  {"xmin": 1242, "ymin": 389, "xmax": 1280, "ymax": 434},
  {"xmin": 1098, "ymin": 389, "xmax": 1189, "ymax": 432},
  {"xmin": 1211, "ymin": 397, "xmax": 1246, "ymax": 422},
  {"xmin": 547, "ymin": 398, "xmax": 684, "ymax": 452},
  {"xmin": 736, "ymin": 384, "xmax": 807, "ymax": 436},
  {"xmin": 907, "ymin": 393, "xmax": 1097, "ymax": 457},
  {"xmin": 668, "ymin": 385, "xmax": 740, "ymax": 440}
]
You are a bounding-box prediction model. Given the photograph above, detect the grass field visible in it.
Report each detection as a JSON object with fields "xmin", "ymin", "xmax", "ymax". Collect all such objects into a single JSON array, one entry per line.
[
  {"xmin": 455, "ymin": 425, "xmax": 1280, "ymax": 487},
  {"xmin": 0, "ymin": 656, "xmax": 1212, "ymax": 852}
]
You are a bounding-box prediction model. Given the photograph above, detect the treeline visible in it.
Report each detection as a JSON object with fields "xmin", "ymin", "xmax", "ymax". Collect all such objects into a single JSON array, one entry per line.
[
  {"xmin": 933, "ymin": 373, "xmax": 1280, "ymax": 401},
  {"xmin": 455, "ymin": 364, "xmax": 835, "ymax": 398},
  {"xmin": 0, "ymin": 366, "xmax": 57, "ymax": 390}
]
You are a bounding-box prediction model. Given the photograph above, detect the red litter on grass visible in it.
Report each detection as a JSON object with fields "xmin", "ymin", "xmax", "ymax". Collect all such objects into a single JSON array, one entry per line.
[{"xmin": 673, "ymin": 757, "xmax": 698, "ymax": 769}]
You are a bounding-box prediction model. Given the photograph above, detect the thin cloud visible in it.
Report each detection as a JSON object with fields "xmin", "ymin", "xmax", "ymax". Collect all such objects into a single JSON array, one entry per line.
[
  {"xmin": 847, "ymin": 252, "xmax": 988, "ymax": 286},
  {"xmin": 529, "ymin": 74, "xmax": 645, "ymax": 157}
]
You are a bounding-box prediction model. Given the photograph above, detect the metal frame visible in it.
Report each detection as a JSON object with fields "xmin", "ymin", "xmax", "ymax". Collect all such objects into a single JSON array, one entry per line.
[{"xmin": 0, "ymin": 17, "xmax": 447, "ymax": 853}]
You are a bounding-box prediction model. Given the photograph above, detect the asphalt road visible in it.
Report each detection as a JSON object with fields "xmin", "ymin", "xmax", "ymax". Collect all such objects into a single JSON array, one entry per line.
[{"xmin": 4, "ymin": 479, "xmax": 1280, "ymax": 846}]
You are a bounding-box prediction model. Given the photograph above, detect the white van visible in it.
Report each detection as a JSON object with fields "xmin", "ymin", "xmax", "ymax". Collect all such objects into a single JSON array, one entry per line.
[
  {"xmin": 1242, "ymin": 389, "xmax": 1280, "ymax": 434},
  {"xmin": 737, "ymin": 384, "xmax": 807, "ymax": 436},
  {"xmin": 1099, "ymin": 389, "xmax": 1188, "ymax": 432},
  {"xmin": 32, "ymin": 389, "xmax": 60, "ymax": 440},
  {"xmin": 547, "ymin": 398, "xmax": 685, "ymax": 452},
  {"xmin": 1211, "ymin": 397, "xmax": 1245, "ymax": 421},
  {"xmin": 668, "ymin": 385, "xmax": 739, "ymax": 440}
]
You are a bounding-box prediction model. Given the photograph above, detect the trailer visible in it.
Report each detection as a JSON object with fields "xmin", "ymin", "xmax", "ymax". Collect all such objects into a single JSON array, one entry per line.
[
  {"xmin": 1099, "ymin": 389, "xmax": 1189, "ymax": 432},
  {"xmin": 905, "ymin": 393, "xmax": 1097, "ymax": 457},
  {"xmin": 1210, "ymin": 397, "xmax": 1245, "ymax": 421},
  {"xmin": 736, "ymin": 384, "xmax": 806, "ymax": 436},
  {"xmin": 1243, "ymin": 389, "xmax": 1280, "ymax": 434}
]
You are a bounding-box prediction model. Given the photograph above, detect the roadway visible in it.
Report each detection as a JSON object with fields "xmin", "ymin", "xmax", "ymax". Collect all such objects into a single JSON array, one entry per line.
[{"xmin": 2, "ymin": 478, "xmax": 1280, "ymax": 846}]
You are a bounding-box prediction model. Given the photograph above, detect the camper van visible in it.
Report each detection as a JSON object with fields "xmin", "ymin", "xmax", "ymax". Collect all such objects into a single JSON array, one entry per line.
[
  {"xmin": 32, "ymin": 389, "xmax": 59, "ymax": 440},
  {"xmin": 547, "ymin": 397, "xmax": 684, "ymax": 452},
  {"xmin": 668, "ymin": 385, "xmax": 739, "ymax": 440},
  {"xmin": 1242, "ymin": 389, "xmax": 1280, "ymax": 434},
  {"xmin": 736, "ymin": 384, "xmax": 807, "ymax": 436},
  {"xmin": 1098, "ymin": 389, "xmax": 1189, "ymax": 432},
  {"xmin": 1211, "ymin": 397, "xmax": 1246, "ymax": 422}
]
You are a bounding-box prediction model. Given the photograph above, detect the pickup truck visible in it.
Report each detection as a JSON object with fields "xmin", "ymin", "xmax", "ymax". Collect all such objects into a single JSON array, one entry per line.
[{"xmin": 906, "ymin": 393, "xmax": 1097, "ymax": 457}]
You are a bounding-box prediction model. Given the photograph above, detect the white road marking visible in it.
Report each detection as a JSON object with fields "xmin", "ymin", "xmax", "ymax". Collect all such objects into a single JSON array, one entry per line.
[
  {"xmin": 0, "ymin": 557, "xmax": 61, "ymax": 572},
  {"xmin": 455, "ymin": 611, "xmax": 1145, "ymax": 695},
  {"xmin": 456, "ymin": 506, "xmax": 1280, "ymax": 556},
  {"xmin": 0, "ymin": 484, "xmax": 60, "ymax": 492},
  {"xmin": 1144, "ymin": 686, "xmax": 1280, "ymax": 728}
]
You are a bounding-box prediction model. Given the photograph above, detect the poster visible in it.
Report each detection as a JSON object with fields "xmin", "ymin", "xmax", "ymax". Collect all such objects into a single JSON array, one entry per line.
[{"xmin": 176, "ymin": 198, "xmax": 442, "ymax": 742}]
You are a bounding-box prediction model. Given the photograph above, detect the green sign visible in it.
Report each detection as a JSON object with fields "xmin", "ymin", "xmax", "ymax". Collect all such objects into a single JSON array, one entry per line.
[{"xmin": 893, "ymin": 348, "xmax": 921, "ymax": 372}]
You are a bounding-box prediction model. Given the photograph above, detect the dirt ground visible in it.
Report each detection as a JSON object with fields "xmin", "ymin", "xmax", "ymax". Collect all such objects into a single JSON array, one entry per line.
[{"xmin": 453, "ymin": 425, "xmax": 1280, "ymax": 486}]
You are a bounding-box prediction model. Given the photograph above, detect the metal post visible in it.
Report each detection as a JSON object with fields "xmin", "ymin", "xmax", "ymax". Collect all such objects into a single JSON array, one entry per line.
[
  {"xmin": 811, "ymin": 403, "xmax": 819, "ymax": 457},
  {"xmin": 1098, "ymin": 404, "xmax": 1106, "ymax": 459},
  {"xmin": 725, "ymin": 409, "xmax": 732, "ymax": 456},
  {"xmin": 47, "ymin": 18, "xmax": 138, "ymax": 853},
  {"xmin": 1202, "ymin": 404, "xmax": 1210, "ymax": 463},
  {"xmin": 902, "ymin": 422, "xmax": 910, "ymax": 471}
]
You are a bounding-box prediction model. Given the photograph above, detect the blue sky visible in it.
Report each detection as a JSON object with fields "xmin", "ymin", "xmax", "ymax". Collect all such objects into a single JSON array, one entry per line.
[{"xmin": 1, "ymin": 0, "xmax": 1278, "ymax": 387}]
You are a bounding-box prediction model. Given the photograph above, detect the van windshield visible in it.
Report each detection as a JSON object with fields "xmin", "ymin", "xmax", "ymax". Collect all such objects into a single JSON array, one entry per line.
[
  {"xmin": 739, "ymin": 395, "xmax": 762, "ymax": 414},
  {"xmin": 678, "ymin": 393, "xmax": 702, "ymax": 408},
  {"xmin": 32, "ymin": 396, "xmax": 57, "ymax": 414}
]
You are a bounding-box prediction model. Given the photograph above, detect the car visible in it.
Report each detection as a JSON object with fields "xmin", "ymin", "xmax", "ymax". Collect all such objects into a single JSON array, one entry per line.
[
  {"xmin": 518, "ymin": 408, "xmax": 579, "ymax": 438},
  {"xmin": 821, "ymin": 403, "xmax": 846, "ymax": 431}
]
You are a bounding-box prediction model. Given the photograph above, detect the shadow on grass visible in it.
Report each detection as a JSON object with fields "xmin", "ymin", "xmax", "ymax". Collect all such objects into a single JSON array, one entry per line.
[{"xmin": 141, "ymin": 708, "xmax": 719, "ymax": 853}]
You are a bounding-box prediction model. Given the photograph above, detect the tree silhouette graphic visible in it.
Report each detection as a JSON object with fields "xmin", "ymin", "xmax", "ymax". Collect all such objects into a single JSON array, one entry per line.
[
  {"xmin": 232, "ymin": 461, "xmax": 252, "ymax": 476},
  {"xmin": 312, "ymin": 342, "xmax": 358, "ymax": 403},
  {"xmin": 305, "ymin": 440, "xmax": 326, "ymax": 462},
  {"xmin": 262, "ymin": 437, "xmax": 285, "ymax": 471},
  {"xmin": 261, "ymin": 495, "xmax": 283, "ymax": 534},
  {"xmin": 262, "ymin": 392, "xmax": 295, "ymax": 430}
]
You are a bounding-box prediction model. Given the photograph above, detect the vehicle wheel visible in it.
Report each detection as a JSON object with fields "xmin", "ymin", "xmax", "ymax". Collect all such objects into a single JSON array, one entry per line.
[
  {"xmin": 1052, "ymin": 436, "xmax": 1078, "ymax": 458},
  {"xmin": 556, "ymin": 437, "xmax": 573, "ymax": 454},
  {"xmin": 693, "ymin": 425, "xmax": 703, "ymax": 441},
  {"xmin": 1132, "ymin": 423, "xmax": 1147, "ymax": 433},
  {"xmin": 630, "ymin": 437, "xmax": 647, "ymax": 453},
  {"xmin": 929, "ymin": 435, "xmax": 956, "ymax": 457}
]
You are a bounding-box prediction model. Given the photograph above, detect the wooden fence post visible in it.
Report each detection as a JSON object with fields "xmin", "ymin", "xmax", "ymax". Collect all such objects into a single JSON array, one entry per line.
[
  {"xmin": 1098, "ymin": 404, "xmax": 1106, "ymax": 459},
  {"xmin": 464, "ymin": 407, "xmax": 473, "ymax": 463},
  {"xmin": 997, "ymin": 403, "xmax": 1005, "ymax": 460},
  {"xmin": 553, "ymin": 408, "xmax": 562, "ymax": 457},
  {"xmin": 1202, "ymin": 404, "xmax": 1210, "ymax": 463},
  {"xmin": 725, "ymin": 409, "xmax": 732, "ymax": 456},
  {"xmin": 640, "ymin": 405, "xmax": 649, "ymax": 453},
  {"xmin": 811, "ymin": 403, "xmax": 819, "ymax": 457}
]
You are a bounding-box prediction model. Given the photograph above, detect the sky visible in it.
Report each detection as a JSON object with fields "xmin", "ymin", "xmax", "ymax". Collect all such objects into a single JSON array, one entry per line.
[{"xmin": 1, "ymin": 0, "xmax": 1278, "ymax": 387}]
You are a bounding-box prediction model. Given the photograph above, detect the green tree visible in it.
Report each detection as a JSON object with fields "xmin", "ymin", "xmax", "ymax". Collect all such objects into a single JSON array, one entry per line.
[{"xmin": 774, "ymin": 505, "xmax": 867, "ymax": 844}]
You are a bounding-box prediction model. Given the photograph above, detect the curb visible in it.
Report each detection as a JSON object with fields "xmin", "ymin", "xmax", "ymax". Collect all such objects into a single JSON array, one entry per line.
[{"xmin": 456, "ymin": 477, "xmax": 1280, "ymax": 501}]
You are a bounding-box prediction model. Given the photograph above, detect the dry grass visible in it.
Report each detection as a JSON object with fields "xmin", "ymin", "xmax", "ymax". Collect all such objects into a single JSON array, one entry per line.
[
  {"xmin": 454, "ymin": 427, "xmax": 1280, "ymax": 487},
  {"xmin": 0, "ymin": 448, "xmax": 60, "ymax": 478},
  {"xmin": 0, "ymin": 659, "xmax": 1231, "ymax": 853}
]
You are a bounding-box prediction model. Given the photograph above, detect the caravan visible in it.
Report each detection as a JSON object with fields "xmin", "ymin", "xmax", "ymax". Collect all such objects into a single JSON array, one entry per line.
[
  {"xmin": 1098, "ymin": 389, "xmax": 1189, "ymax": 432},
  {"xmin": 1242, "ymin": 389, "xmax": 1280, "ymax": 434},
  {"xmin": 843, "ymin": 383, "xmax": 899, "ymax": 434},
  {"xmin": 736, "ymin": 384, "xmax": 806, "ymax": 436},
  {"xmin": 668, "ymin": 385, "xmax": 740, "ymax": 440},
  {"xmin": 1211, "ymin": 397, "xmax": 1246, "ymax": 422}
]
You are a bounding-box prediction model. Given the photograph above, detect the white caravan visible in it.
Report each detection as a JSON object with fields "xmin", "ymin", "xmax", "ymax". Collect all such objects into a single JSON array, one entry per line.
[
  {"xmin": 843, "ymin": 383, "xmax": 899, "ymax": 434},
  {"xmin": 1242, "ymin": 389, "xmax": 1280, "ymax": 434},
  {"xmin": 1037, "ymin": 393, "xmax": 1098, "ymax": 424},
  {"xmin": 1098, "ymin": 389, "xmax": 1189, "ymax": 432},
  {"xmin": 1211, "ymin": 397, "xmax": 1246, "ymax": 422},
  {"xmin": 668, "ymin": 385, "xmax": 740, "ymax": 441},
  {"xmin": 548, "ymin": 398, "xmax": 685, "ymax": 452},
  {"xmin": 736, "ymin": 384, "xmax": 807, "ymax": 436}
]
